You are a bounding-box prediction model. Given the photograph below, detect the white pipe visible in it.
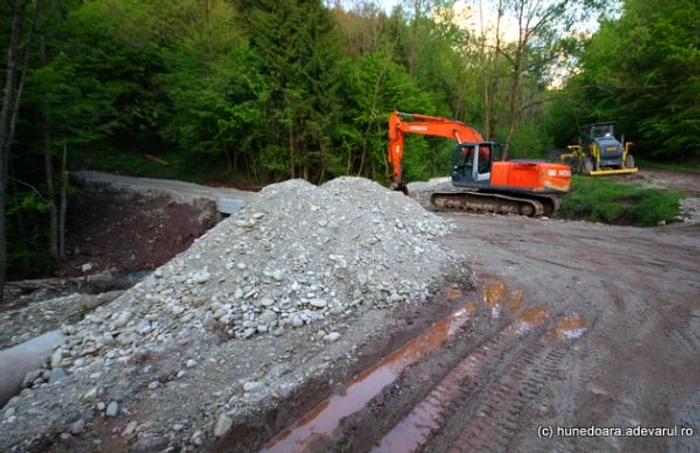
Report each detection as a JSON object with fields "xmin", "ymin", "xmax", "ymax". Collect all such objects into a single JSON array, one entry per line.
[{"xmin": 0, "ymin": 330, "xmax": 63, "ymax": 407}]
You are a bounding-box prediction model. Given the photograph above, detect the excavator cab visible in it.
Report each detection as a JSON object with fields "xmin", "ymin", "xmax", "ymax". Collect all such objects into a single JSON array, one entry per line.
[{"xmin": 451, "ymin": 142, "xmax": 502, "ymax": 184}]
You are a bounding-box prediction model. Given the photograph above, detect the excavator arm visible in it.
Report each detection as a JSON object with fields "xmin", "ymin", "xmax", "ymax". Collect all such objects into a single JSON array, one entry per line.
[{"xmin": 387, "ymin": 111, "xmax": 484, "ymax": 191}]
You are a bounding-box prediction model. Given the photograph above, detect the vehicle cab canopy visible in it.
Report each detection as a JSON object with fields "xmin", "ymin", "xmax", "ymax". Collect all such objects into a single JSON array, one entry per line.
[{"xmin": 584, "ymin": 122, "xmax": 616, "ymax": 139}]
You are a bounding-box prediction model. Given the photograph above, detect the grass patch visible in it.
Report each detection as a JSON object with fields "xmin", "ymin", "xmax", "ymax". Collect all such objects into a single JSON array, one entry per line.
[{"xmin": 560, "ymin": 175, "xmax": 686, "ymax": 227}]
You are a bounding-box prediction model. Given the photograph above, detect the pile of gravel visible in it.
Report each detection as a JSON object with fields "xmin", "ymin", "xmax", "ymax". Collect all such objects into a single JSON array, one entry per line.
[
  {"xmin": 406, "ymin": 180, "xmax": 458, "ymax": 210},
  {"xmin": 680, "ymin": 197, "xmax": 700, "ymax": 224},
  {"xmin": 1, "ymin": 177, "xmax": 467, "ymax": 450}
]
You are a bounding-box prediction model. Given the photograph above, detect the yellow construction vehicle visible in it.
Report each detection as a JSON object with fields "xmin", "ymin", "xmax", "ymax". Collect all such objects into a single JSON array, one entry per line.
[{"xmin": 560, "ymin": 122, "xmax": 638, "ymax": 176}]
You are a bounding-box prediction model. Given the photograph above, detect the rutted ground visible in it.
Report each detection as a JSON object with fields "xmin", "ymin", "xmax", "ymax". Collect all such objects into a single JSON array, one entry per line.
[{"xmin": 268, "ymin": 214, "xmax": 700, "ymax": 453}]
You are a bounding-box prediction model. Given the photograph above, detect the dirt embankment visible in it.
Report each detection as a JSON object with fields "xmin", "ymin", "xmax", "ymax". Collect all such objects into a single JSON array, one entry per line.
[
  {"xmin": 61, "ymin": 185, "xmax": 220, "ymax": 278},
  {"xmin": 1, "ymin": 180, "xmax": 224, "ymax": 406},
  {"xmin": 633, "ymin": 168, "xmax": 700, "ymax": 223}
]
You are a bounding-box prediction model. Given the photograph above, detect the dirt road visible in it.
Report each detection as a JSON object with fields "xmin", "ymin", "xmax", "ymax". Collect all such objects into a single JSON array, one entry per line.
[
  {"xmin": 73, "ymin": 171, "xmax": 254, "ymax": 203},
  {"xmin": 258, "ymin": 214, "xmax": 700, "ymax": 453},
  {"xmin": 635, "ymin": 168, "xmax": 700, "ymax": 195}
]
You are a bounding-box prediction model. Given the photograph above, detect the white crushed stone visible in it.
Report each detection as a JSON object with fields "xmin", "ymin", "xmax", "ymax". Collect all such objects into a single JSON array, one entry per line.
[
  {"xmin": 0, "ymin": 177, "xmax": 466, "ymax": 450},
  {"xmin": 680, "ymin": 197, "xmax": 700, "ymax": 224}
]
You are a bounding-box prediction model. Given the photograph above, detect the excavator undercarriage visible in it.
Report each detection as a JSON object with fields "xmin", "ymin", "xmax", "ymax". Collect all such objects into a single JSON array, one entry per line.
[{"xmin": 430, "ymin": 190, "xmax": 559, "ymax": 217}]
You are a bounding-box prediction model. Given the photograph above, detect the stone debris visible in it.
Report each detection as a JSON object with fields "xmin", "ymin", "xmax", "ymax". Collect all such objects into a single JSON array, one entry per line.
[
  {"xmin": 70, "ymin": 419, "xmax": 86, "ymax": 434},
  {"xmin": 106, "ymin": 401, "xmax": 120, "ymax": 417},
  {"xmin": 0, "ymin": 177, "xmax": 467, "ymax": 451},
  {"xmin": 121, "ymin": 420, "xmax": 138, "ymax": 437},
  {"xmin": 214, "ymin": 413, "xmax": 233, "ymax": 437},
  {"xmin": 680, "ymin": 197, "xmax": 700, "ymax": 224},
  {"xmin": 324, "ymin": 332, "xmax": 341, "ymax": 343}
]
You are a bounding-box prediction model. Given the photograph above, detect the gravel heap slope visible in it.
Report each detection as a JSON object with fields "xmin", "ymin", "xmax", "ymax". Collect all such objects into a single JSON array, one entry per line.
[{"xmin": 1, "ymin": 177, "xmax": 468, "ymax": 451}]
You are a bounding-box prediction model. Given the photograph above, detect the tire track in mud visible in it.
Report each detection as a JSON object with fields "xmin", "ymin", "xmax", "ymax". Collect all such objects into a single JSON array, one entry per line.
[
  {"xmin": 258, "ymin": 276, "xmax": 592, "ymax": 453},
  {"xmin": 669, "ymin": 331, "xmax": 700, "ymax": 357},
  {"xmin": 439, "ymin": 213, "xmax": 700, "ymax": 453},
  {"xmin": 371, "ymin": 311, "xmax": 548, "ymax": 453},
  {"xmin": 368, "ymin": 278, "xmax": 589, "ymax": 453},
  {"xmin": 433, "ymin": 338, "xmax": 573, "ymax": 453},
  {"xmin": 624, "ymin": 281, "xmax": 700, "ymax": 360}
]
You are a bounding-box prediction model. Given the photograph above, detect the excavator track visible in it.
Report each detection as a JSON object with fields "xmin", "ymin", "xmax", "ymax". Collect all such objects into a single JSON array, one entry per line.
[{"xmin": 430, "ymin": 191, "xmax": 558, "ymax": 217}]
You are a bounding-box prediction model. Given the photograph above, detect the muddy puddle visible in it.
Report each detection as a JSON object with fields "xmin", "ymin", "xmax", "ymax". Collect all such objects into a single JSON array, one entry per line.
[
  {"xmin": 447, "ymin": 287, "xmax": 465, "ymax": 300},
  {"xmin": 548, "ymin": 314, "xmax": 588, "ymax": 342},
  {"xmin": 260, "ymin": 276, "xmax": 588, "ymax": 453},
  {"xmin": 260, "ymin": 302, "xmax": 478, "ymax": 453},
  {"xmin": 479, "ymin": 275, "xmax": 524, "ymax": 318},
  {"xmin": 517, "ymin": 306, "xmax": 551, "ymax": 330}
]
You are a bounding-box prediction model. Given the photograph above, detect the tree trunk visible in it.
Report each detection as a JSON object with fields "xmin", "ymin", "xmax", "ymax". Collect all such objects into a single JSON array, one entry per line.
[
  {"xmin": 357, "ymin": 143, "xmax": 367, "ymax": 177},
  {"xmin": 7, "ymin": 159, "xmax": 29, "ymax": 274},
  {"xmin": 41, "ymin": 38, "xmax": 58, "ymax": 258},
  {"xmin": 0, "ymin": 0, "xmax": 30, "ymax": 304},
  {"xmin": 318, "ymin": 165, "xmax": 325, "ymax": 184},
  {"xmin": 59, "ymin": 144, "xmax": 68, "ymax": 259},
  {"xmin": 503, "ymin": 24, "xmax": 525, "ymax": 161},
  {"xmin": 480, "ymin": 0, "xmax": 491, "ymax": 140},
  {"xmin": 488, "ymin": 0, "xmax": 505, "ymax": 141},
  {"xmin": 503, "ymin": 62, "xmax": 521, "ymax": 160},
  {"xmin": 8, "ymin": 4, "xmax": 37, "ymax": 177},
  {"xmin": 44, "ymin": 122, "xmax": 57, "ymax": 258},
  {"xmin": 288, "ymin": 128, "xmax": 296, "ymax": 179},
  {"xmin": 223, "ymin": 144, "xmax": 233, "ymax": 172},
  {"xmin": 503, "ymin": 0, "xmax": 529, "ymax": 161},
  {"xmin": 409, "ymin": 0, "xmax": 419, "ymax": 76}
]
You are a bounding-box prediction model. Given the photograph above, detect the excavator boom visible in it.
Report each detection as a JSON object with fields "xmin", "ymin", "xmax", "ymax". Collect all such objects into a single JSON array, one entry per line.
[{"xmin": 388, "ymin": 112, "xmax": 483, "ymax": 191}]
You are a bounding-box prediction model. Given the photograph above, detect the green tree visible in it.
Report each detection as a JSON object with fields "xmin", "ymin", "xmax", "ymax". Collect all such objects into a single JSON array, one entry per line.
[
  {"xmin": 238, "ymin": 0, "xmax": 343, "ymax": 181},
  {"xmin": 572, "ymin": 0, "xmax": 700, "ymax": 159}
]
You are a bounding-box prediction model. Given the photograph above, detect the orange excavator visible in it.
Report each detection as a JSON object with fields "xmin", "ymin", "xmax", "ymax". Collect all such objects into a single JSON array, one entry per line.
[{"xmin": 388, "ymin": 111, "xmax": 571, "ymax": 216}]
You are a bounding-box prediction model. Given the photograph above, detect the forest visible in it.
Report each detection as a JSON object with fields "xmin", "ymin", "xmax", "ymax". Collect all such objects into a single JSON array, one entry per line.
[{"xmin": 0, "ymin": 0, "xmax": 698, "ymax": 287}]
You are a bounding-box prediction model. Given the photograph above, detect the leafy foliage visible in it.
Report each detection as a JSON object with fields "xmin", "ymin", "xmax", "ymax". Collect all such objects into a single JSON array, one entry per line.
[{"xmin": 554, "ymin": 0, "xmax": 700, "ymax": 160}]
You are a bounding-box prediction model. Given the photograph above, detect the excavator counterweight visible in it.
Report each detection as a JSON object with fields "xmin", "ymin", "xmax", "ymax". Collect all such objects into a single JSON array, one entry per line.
[{"xmin": 387, "ymin": 111, "xmax": 571, "ymax": 217}]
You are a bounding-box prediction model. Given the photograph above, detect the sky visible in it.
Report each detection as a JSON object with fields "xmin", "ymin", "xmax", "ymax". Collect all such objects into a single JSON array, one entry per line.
[
  {"xmin": 377, "ymin": 0, "xmax": 400, "ymax": 12},
  {"xmin": 372, "ymin": 0, "xmax": 602, "ymax": 38},
  {"xmin": 367, "ymin": 0, "xmax": 604, "ymax": 88}
]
